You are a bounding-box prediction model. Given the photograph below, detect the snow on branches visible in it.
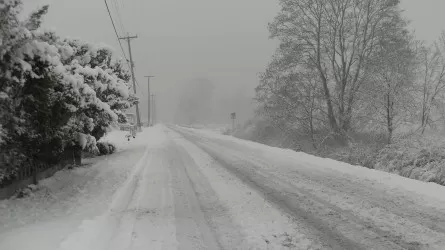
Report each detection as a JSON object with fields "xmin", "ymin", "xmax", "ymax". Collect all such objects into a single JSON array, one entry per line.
[{"xmin": 0, "ymin": 0, "xmax": 137, "ymax": 178}]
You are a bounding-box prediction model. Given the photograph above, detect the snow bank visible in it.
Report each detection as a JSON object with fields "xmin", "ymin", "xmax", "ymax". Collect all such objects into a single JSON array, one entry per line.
[
  {"xmin": 178, "ymin": 126, "xmax": 445, "ymax": 205},
  {"xmin": 0, "ymin": 126, "xmax": 166, "ymax": 250}
]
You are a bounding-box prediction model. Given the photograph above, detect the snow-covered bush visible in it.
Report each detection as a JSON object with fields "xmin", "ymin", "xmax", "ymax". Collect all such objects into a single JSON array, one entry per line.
[
  {"xmin": 0, "ymin": 1, "xmax": 136, "ymax": 183},
  {"xmin": 234, "ymin": 117, "xmax": 302, "ymax": 151},
  {"xmin": 236, "ymin": 115, "xmax": 445, "ymax": 186},
  {"xmin": 321, "ymin": 142, "xmax": 380, "ymax": 169},
  {"xmin": 374, "ymin": 134, "xmax": 445, "ymax": 185},
  {"xmin": 96, "ymin": 141, "xmax": 116, "ymax": 156}
]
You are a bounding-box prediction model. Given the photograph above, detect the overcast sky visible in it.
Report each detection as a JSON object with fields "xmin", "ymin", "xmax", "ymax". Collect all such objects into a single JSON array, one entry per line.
[{"xmin": 22, "ymin": 0, "xmax": 445, "ymax": 124}]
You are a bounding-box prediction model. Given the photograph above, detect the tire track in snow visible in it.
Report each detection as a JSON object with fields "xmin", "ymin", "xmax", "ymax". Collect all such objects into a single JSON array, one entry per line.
[
  {"xmin": 173, "ymin": 128, "xmax": 363, "ymax": 249},
  {"xmin": 128, "ymin": 149, "xmax": 177, "ymax": 250},
  {"xmin": 167, "ymin": 144, "xmax": 223, "ymax": 250},
  {"xmin": 59, "ymin": 146, "xmax": 152, "ymax": 250},
  {"xmin": 174, "ymin": 127, "xmax": 432, "ymax": 250},
  {"xmin": 177, "ymin": 127, "xmax": 445, "ymax": 249},
  {"xmin": 169, "ymin": 129, "xmax": 323, "ymax": 249},
  {"xmin": 198, "ymin": 133, "xmax": 445, "ymax": 236}
]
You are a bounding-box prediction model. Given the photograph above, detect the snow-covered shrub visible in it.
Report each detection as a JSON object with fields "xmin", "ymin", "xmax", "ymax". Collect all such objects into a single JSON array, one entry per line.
[
  {"xmin": 0, "ymin": 1, "xmax": 137, "ymax": 182},
  {"xmin": 79, "ymin": 133, "xmax": 99, "ymax": 155},
  {"xmin": 0, "ymin": 148, "xmax": 29, "ymax": 187},
  {"xmin": 234, "ymin": 117, "xmax": 303, "ymax": 151},
  {"xmin": 322, "ymin": 142, "xmax": 380, "ymax": 169},
  {"xmin": 374, "ymin": 134, "xmax": 445, "ymax": 185},
  {"xmin": 96, "ymin": 141, "xmax": 116, "ymax": 156},
  {"xmin": 12, "ymin": 184, "xmax": 39, "ymax": 199},
  {"xmin": 97, "ymin": 142, "xmax": 110, "ymax": 156}
]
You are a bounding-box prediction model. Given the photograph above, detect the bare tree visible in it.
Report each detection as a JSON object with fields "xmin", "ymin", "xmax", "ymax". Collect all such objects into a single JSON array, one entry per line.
[
  {"xmin": 363, "ymin": 17, "xmax": 416, "ymax": 143},
  {"xmin": 417, "ymin": 32, "xmax": 445, "ymax": 133},
  {"xmin": 256, "ymin": 50, "xmax": 325, "ymax": 149},
  {"xmin": 268, "ymin": 0, "xmax": 407, "ymax": 143}
]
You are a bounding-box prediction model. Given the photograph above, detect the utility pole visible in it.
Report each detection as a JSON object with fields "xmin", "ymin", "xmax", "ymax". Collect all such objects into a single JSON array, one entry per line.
[
  {"xmin": 151, "ymin": 94, "xmax": 156, "ymax": 125},
  {"xmin": 230, "ymin": 112, "xmax": 236, "ymax": 132},
  {"xmin": 144, "ymin": 76, "xmax": 155, "ymax": 126},
  {"xmin": 119, "ymin": 34, "xmax": 141, "ymax": 130}
]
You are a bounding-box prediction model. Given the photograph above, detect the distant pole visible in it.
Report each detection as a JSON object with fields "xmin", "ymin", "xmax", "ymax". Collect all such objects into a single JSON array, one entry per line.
[
  {"xmin": 119, "ymin": 34, "xmax": 141, "ymax": 130},
  {"xmin": 230, "ymin": 112, "xmax": 236, "ymax": 131},
  {"xmin": 144, "ymin": 75, "xmax": 155, "ymax": 126},
  {"xmin": 151, "ymin": 94, "xmax": 156, "ymax": 125}
]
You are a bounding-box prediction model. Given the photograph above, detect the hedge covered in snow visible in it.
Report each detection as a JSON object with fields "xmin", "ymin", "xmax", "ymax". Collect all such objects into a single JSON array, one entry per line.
[{"xmin": 0, "ymin": 1, "xmax": 137, "ymax": 183}]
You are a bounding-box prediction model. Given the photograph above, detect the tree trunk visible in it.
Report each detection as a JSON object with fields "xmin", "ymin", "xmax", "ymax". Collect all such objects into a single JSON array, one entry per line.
[
  {"xmin": 309, "ymin": 114, "xmax": 317, "ymax": 150},
  {"xmin": 386, "ymin": 93, "xmax": 393, "ymax": 144},
  {"xmin": 73, "ymin": 145, "xmax": 82, "ymax": 166},
  {"xmin": 64, "ymin": 145, "xmax": 82, "ymax": 166}
]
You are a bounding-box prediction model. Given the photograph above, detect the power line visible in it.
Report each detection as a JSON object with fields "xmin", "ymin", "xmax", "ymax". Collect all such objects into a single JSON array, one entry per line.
[
  {"xmin": 104, "ymin": 0, "xmax": 144, "ymax": 119},
  {"xmin": 103, "ymin": 0, "xmax": 130, "ymax": 68},
  {"xmin": 135, "ymin": 79, "xmax": 143, "ymax": 96},
  {"xmin": 112, "ymin": 0, "xmax": 126, "ymax": 35}
]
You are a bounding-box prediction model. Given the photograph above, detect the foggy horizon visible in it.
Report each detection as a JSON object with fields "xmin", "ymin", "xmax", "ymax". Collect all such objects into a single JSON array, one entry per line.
[{"xmin": 21, "ymin": 0, "xmax": 445, "ymax": 125}]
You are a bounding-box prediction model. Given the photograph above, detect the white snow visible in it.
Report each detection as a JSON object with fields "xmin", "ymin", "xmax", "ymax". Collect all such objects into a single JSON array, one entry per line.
[
  {"xmin": 180, "ymin": 123, "xmax": 230, "ymax": 134},
  {"xmin": 60, "ymin": 126, "xmax": 170, "ymax": 250},
  {"xmin": 0, "ymin": 127, "xmax": 162, "ymax": 250},
  {"xmin": 77, "ymin": 133, "xmax": 88, "ymax": 149},
  {"xmin": 178, "ymin": 126, "xmax": 445, "ymax": 206},
  {"xmin": 169, "ymin": 128, "xmax": 318, "ymax": 249},
  {"xmin": 2, "ymin": 124, "xmax": 445, "ymax": 249}
]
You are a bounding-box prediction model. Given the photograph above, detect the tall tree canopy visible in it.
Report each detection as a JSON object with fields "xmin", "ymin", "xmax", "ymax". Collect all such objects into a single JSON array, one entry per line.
[
  {"xmin": 0, "ymin": 0, "xmax": 137, "ymax": 181},
  {"xmin": 261, "ymin": 0, "xmax": 409, "ymax": 143}
]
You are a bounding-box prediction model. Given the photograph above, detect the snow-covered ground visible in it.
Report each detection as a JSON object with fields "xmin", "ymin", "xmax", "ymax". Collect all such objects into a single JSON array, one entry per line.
[
  {"xmin": 174, "ymin": 125, "xmax": 445, "ymax": 249},
  {"xmin": 179, "ymin": 126, "xmax": 445, "ymax": 205},
  {"xmin": 0, "ymin": 127, "xmax": 160, "ymax": 250},
  {"xmin": 1, "ymin": 124, "xmax": 445, "ymax": 249},
  {"xmin": 179, "ymin": 123, "xmax": 230, "ymax": 134}
]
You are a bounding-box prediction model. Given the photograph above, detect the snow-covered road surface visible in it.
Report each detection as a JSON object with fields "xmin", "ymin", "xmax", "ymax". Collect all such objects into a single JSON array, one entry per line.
[{"xmin": 1, "ymin": 125, "xmax": 445, "ymax": 250}]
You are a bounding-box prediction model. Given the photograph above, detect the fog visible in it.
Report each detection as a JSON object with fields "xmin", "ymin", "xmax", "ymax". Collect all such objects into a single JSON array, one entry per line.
[{"xmin": 22, "ymin": 0, "xmax": 445, "ymax": 125}]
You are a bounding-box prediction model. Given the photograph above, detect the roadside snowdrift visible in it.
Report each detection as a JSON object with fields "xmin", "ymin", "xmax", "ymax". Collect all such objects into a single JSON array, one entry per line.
[{"xmin": 180, "ymin": 126, "xmax": 445, "ymax": 205}]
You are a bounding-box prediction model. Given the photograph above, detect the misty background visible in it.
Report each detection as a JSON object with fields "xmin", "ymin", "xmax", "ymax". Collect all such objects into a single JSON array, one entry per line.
[{"xmin": 21, "ymin": 0, "xmax": 445, "ymax": 125}]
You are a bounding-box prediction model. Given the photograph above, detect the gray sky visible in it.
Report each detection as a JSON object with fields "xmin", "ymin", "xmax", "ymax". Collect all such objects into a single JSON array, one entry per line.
[{"xmin": 22, "ymin": 0, "xmax": 445, "ymax": 124}]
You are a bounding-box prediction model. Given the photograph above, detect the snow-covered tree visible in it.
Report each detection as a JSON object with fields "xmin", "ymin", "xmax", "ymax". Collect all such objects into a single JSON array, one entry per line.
[
  {"xmin": 256, "ymin": 49, "xmax": 325, "ymax": 149},
  {"xmin": 361, "ymin": 17, "xmax": 416, "ymax": 143},
  {"xmin": 54, "ymin": 37, "xmax": 137, "ymax": 141},
  {"xmin": 416, "ymin": 33, "xmax": 445, "ymax": 133},
  {"xmin": 0, "ymin": 1, "xmax": 65, "ymax": 177},
  {"xmin": 0, "ymin": 0, "xmax": 136, "ymax": 181},
  {"xmin": 267, "ymin": 0, "xmax": 408, "ymax": 144}
]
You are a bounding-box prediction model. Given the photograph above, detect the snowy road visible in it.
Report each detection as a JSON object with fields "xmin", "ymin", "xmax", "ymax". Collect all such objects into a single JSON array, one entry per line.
[{"xmin": 1, "ymin": 125, "xmax": 445, "ymax": 250}]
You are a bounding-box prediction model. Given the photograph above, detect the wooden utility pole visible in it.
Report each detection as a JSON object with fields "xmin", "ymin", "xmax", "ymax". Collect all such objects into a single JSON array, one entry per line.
[
  {"xmin": 119, "ymin": 34, "xmax": 141, "ymax": 130},
  {"xmin": 231, "ymin": 112, "xmax": 236, "ymax": 131},
  {"xmin": 151, "ymin": 94, "xmax": 156, "ymax": 125},
  {"xmin": 144, "ymin": 76, "xmax": 155, "ymax": 126}
]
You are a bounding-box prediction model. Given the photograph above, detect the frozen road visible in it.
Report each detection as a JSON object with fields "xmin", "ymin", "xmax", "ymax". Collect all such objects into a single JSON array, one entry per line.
[{"xmin": 1, "ymin": 125, "xmax": 445, "ymax": 250}]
